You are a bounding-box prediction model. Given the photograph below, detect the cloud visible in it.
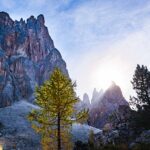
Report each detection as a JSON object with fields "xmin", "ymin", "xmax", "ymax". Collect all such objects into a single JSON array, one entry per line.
[
  {"xmin": 1, "ymin": 0, "xmax": 150, "ymax": 100},
  {"xmin": 47, "ymin": 0, "xmax": 150, "ymax": 58},
  {"xmin": 0, "ymin": 0, "xmax": 16, "ymax": 9},
  {"xmin": 56, "ymin": 0, "xmax": 150, "ymax": 99},
  {"xmin": 95, "ymin": 21, "xmax": 150, "ymax": 99},
  {"xmin": 30, "ymin": 0, "xmax": 47, "ymax": 6}
]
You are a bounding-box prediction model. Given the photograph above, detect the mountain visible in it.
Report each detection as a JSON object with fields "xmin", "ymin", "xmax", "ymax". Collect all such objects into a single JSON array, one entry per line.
[
  {"xmin": 88, "ymin": 82, "xmax": 129, "ymax": 128},
  {"xmin": 82, "ymin": 93, "xmax": 90, "ymax": 108},
  {"xmin": 0, "ymin": 12, "xmax": 68, "ymax": 107},
  {"xmin": 91, "ymin": 88, "xmax": 103, "ymax": 104},
  {"xmin": 77, "ymin": 88, "xmax": 103, "ymax": 110}
]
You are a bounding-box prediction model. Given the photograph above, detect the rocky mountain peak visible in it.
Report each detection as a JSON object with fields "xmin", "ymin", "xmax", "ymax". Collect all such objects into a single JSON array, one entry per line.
[
  {"xmin": 0, "ymin": 11, "xmax": 13, "ymax": 26},
  {"xmin": 0, "ymin": 12, "xmax": 68, "ymax": 107},
  {"xmin": 83, "ymin": 93, "xmax": 90, "ymax": 106},
  {"xmin": 37, "ymin": 14, "xmax": 45, "ymax": 25},
  {"xmin": 27, "ymin": 15, "xmax": 36, "ymax": 27},
  {"xmin": 91, "ymin": 88, "xmax": 103, "ymax": 103},
  {"xmin": 0, "ymin": 12, "xmax": 10, "ymax": 19},
  {"xmin": 103, "ymin": 82, "xmax": 128, "ymax": 105},
  {"xmin": 91, "ymin": 88, "xmax": 98, "ymax": 102},
  {"xmin": 89, "ymin": 83, "xmax": 129, "ymax": 128}
]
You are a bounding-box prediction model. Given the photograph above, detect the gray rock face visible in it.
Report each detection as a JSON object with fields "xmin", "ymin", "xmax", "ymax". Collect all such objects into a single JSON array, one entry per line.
[
  {"xmin": 0, "ymin": 12, "xmax": 68, "ymax": 107},
  {"xmin": 129, "ymin": 130, "xmax": 150, "ymax": 149},
  {"xmin": 91, "ymin": 88, "xmax": 103, "ymax": 104},
  {"xmin": 135, "ymin": 130, "xmax": 150, "ymax": 144},
  {"xmin": 71, "ymin": 123, "xmax": 102, "ymax": 143},
  {"xmin": 82, "ymin": 93, "xmax": 90, "ymax": 108},
  {"xmin": 89, "ymin": 83, "xmax": 129, "ymax": 128},
  {"xmin": 0, "ymin": 101, "xmax": 101, "ymax": 149},
  {"xmin": 0, "ymin": 101, "xmax": 41, "ymax": 150},
  {"xmin": 95, "ymin": 130, "xmax": 120, "ymax": 145}
]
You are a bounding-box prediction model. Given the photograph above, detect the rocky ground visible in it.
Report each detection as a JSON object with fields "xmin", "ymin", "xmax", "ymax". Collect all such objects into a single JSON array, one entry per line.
[
  {"xmin": 0, "ymin": 101, "xmax": 101, "ymax": 150},
  {"xmin": 0, "ymin": 101, "xmax": 41, "ymax": 150}
]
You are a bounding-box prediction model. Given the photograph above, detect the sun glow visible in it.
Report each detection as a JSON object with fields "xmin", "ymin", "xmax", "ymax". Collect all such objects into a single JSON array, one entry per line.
[
  {"xmin": 0, "ymin": 144, "xmax": 3, "ymax": 150},
  {"xmin": 92, "ymin": 61, "xmax": 126, "ymax": 90}
]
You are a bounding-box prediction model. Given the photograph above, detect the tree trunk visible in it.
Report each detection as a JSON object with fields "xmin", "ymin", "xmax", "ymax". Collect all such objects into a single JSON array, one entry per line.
[{"xmin": 57, "ymin": 112, "xmax": 61, "ymax": 150}]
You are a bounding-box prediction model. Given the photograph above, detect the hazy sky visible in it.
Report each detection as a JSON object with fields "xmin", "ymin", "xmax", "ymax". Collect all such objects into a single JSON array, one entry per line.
[{"xmin": 1, "ymin": 0, "xmax": 150, "ymax": 100}]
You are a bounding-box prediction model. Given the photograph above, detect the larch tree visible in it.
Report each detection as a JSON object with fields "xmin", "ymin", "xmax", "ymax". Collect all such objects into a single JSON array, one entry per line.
[{"xmin": 28, "ymin": 68, "xmax": 88, "ymax": 150}]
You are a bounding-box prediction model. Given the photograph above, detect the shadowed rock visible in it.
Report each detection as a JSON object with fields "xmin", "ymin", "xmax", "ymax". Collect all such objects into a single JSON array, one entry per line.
[
  {"xmin": 0, "ymin": 12, "xmax": 68, "ymax": 107},
  {"xmin": 89, "ymin": 82, "xmax": 129, "ymax": 128},
  {"xmin": 0, "ymin": 101, "xmax": 101, "ymax": 150}
]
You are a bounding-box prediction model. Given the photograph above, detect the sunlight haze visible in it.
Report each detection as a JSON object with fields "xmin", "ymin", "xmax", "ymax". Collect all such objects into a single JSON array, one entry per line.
[{"xmin": 1, "ymin": 0, "xmax": 150, "ymax": 100}]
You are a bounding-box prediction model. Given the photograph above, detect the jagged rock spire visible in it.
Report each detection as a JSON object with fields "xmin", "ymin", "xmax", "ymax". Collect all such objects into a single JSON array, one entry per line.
[
  {"xmin": 83, "ymin": 93, "xmax": 90, "ymax": 106},
  {"xmin": 0, "ymin": 12, "xmax": 68, "ymax": 107}
]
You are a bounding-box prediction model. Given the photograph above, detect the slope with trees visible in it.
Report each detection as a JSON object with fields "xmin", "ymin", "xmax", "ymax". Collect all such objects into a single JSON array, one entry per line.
[
  {"xmin": 130, "ymin": 64, "xmax": 150, "ymax": 129},
  {"xmin": 28, "ymin": 68, "xmax": 88, "ymax": 150}
]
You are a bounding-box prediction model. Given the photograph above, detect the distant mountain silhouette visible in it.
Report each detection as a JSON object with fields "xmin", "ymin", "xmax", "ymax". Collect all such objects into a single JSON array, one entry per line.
[{"xmin": 81, "ymin": 82, "xmax": 129, "ymax": 128}]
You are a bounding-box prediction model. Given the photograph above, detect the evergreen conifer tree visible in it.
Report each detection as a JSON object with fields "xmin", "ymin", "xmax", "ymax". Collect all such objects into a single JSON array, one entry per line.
[
  {"xmin": 28, "ymin": 68, "xmax": 88, "ymax": 150},
  {"xmin": 130, "ymin": 64, "xmax": 150, "ymax": 129}
]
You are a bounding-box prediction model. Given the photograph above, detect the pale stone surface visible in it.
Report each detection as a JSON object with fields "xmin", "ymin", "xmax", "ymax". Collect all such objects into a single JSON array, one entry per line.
[{"xmin": 0, "ymin": 12, "xmax": 68, "ymax": 107}]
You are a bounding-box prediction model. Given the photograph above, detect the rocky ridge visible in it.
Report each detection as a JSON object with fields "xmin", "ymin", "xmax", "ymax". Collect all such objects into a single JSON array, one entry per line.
[
  {"xmin": 0, "ymin": 12, "xmax": 68, "ymax": 107},
  {"xmin": 81, "ymin": 82, "xmax": 129, "ymax": 128}
]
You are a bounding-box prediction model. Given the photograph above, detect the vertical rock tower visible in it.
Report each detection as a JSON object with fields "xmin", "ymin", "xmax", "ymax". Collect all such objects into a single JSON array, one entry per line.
[{"xmin": 0, "ymin": 12, "xmax": 68, "ymax": 107}]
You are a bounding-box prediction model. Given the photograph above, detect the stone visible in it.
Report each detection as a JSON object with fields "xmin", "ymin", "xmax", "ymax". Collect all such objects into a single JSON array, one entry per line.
[
  {"xmin": 0, "ymin": 101, "xmax": 101, "ymax": 149},
  {"xmin": 82, "ymin": 93, "xmax": 90, "ymax": 108},
  {"xmin": 89, "ymin": 82, "xmax": 129, "ymax": 128},
  {"xmin": 0, "ymin": 12, "xmax": 68, "ymax": 107}
]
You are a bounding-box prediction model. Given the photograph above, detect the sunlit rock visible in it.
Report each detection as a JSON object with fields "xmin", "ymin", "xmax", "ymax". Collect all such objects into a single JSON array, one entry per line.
[{"xmin": 0, "ymin": 12, "xmax": 68, "ymax": 107}]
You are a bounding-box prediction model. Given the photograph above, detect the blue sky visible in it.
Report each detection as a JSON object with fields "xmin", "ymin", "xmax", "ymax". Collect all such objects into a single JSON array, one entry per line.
[{"xmin": 1, "ymin": 0, "xmax": 150, "ymax": 100}]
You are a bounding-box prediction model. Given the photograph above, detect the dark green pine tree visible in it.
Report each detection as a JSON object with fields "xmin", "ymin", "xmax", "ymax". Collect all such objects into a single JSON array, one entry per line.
[{"xmin": 130, "ymin": 64, "xmax": 150, "ymax": 129}]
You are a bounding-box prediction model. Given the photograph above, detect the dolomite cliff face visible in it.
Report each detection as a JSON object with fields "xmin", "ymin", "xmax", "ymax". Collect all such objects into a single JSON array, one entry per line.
[
  {"xmin": 0, "ymin": 12, "xmax": 68, "ymax": 107},
  {"xmin": 89, "ymin": 83, "xmax": 129, "ymax": 128}
]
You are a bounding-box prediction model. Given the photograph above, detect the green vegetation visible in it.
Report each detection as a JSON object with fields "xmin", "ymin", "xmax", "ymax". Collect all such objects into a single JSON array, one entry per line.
[
  {"xmin": 130, "ymin": 64, "xmax": 150, "ymax": 129},
  {"xmin": 74, "ymin": 64, "xmax": 150, "ymax": 150},
  {"xmin": 28, "ymin": 68, "xmax": 88, "ymax": 150},
  {"xmin": 74, "ymin": 141, "xmax": 150, "ymax": 150}
]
